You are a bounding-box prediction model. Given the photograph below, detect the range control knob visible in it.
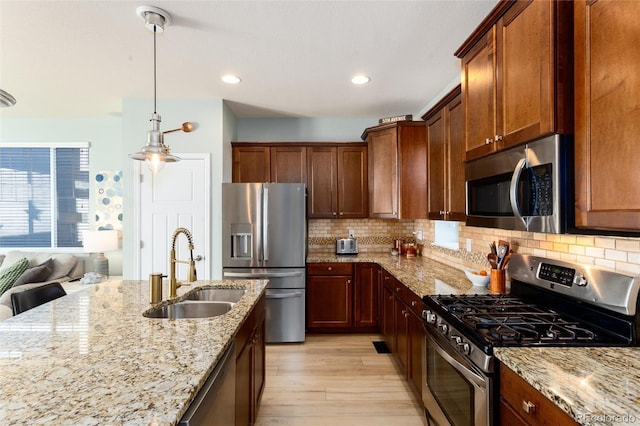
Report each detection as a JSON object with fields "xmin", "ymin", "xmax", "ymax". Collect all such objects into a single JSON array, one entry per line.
[
  {"xmin": 575, "ymin": 274, "xmax": 588, "ymax": 287},
  {"xmin": 438, "ymin": 323, "xmax": 449, "ymax": 334},
  {"xmin": 461, "ymin": 343, "xmax": 471, "ymax": 355},
  {"xmin": 451, "ymin": 335, "xmax": 462, "ymax": 345},
  {"xmin": 422, "ymin": 310, "xmax": 437, "ymax": 324}
]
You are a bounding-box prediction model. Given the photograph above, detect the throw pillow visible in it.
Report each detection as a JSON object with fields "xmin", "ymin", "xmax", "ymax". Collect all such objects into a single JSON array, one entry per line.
[
  {"xmin": 0, "ymin": 258, "xmax": 29, "ymax": 297},
  {"xmin": 12, "ymin": 259, "xmax": 54, "ymax": 287}
]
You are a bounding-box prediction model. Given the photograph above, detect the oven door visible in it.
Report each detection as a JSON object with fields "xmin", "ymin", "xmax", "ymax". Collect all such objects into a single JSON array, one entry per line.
[{"xmin": 422, "ymin": 328, "xmax": 492, "ymax": 426}]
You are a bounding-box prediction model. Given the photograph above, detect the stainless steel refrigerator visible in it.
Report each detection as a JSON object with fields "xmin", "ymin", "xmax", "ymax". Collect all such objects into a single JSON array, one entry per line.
[{"xmin": 222, "ymin": 183, "xmax": 306, "ymax": 343}]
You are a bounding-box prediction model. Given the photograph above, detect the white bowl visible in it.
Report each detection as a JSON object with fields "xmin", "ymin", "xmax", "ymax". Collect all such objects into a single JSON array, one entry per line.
[{"xmin": 464, "ymin": 269, "xmax": 490, "ymax": 287}]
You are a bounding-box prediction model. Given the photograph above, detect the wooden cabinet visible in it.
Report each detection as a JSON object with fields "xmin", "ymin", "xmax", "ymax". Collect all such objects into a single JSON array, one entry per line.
[
  {"xmin": 232, "ymin": 146, "xmax": 270, "ymax": 183},
  {"xmin": 499, "ymin": 364, "xmax": 578, "ymax": 426},
  {"xmin": 423, "ymin": 85, "xmax": 466, "ymax": 221},
  {"xmin": 306, "ymin": 262, "xmax": 378, "ymax": 332},
  {"xmin": 306, "ymin": 263, "xmax": 353, "ymax": 330},
  {"xmin": 574, "ymin": 0, "xmax": 640, "ymax": 231},
  {"xmin": 362, "ymin": 121, "xmax": 427, "ymax": 219},
  {"xmin": 307, "ymin": 145, "xmax": 368, "ymax": 218},
  {"xmin": 232, "ymin": 144, "xmax": 306, "ymax": 183},
  {"xmin": 235, "ymin": 294, "xmax": 266, "ymax": 426},
  {"xmin": 232, "ymin": 142, "xmax": 367, "ymax": 219},
  {"xmin": 353, "ymin": 263, "xmax": 379, "ymax": 330},
  {"xmin": 456, "ymin": 0, "xmax": 573, "ymax": 161},
  {"xmin": 380, "ymin": 268, "xmax": 425, "ymax": 397}
]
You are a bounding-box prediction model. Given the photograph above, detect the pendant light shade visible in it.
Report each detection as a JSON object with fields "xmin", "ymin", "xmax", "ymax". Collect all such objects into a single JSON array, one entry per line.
[{"xmin": 129, "ymin": 5, "xmax": 193, "ymax": 175}]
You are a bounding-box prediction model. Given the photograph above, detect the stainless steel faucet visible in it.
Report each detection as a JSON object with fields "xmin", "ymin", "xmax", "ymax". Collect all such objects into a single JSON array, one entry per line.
[{"xmin": 169, "ymin": 227, "xmax": 197, "ymax": 298}]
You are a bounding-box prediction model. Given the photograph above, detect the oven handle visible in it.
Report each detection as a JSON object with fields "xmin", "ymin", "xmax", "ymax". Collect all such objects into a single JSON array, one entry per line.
[
  {"xmin": 426, "ymin": 331, "xmax": 486, "ymax": 389},
  {"xmin": 509, "ymin": 156, "xmax": 529, "ymax": 230}
]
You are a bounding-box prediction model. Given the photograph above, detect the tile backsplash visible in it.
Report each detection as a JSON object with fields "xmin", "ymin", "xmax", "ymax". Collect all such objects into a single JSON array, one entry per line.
[{"xmin": 308, "ymin": 218, "xmax": 640, "ymax": 276}]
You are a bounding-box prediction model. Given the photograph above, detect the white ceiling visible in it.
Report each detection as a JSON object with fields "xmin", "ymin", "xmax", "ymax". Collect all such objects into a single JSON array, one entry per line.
[{"xmin": 0, "ymin": 0, "xmax": 497, "ymax": 119}]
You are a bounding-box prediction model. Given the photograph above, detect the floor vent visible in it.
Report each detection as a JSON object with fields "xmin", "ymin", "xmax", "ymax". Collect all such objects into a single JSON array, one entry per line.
[{"xmin": 372, "ymin": 341, "xmax": 391, "ymax": 354}]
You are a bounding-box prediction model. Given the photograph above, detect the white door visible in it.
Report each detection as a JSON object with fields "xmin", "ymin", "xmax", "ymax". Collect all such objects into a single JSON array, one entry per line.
[{"xmin": 133, "ymin": 153, "xmax": 210, "ymax": 280}]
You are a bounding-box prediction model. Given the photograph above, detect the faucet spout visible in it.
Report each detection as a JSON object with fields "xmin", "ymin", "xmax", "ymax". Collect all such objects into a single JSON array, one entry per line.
[{"xmin": 169, "ymin": 227, "xmax": 197, "ymax": 298}]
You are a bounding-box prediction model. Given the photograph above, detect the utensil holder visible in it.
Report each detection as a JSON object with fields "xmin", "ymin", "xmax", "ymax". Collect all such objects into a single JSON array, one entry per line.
[{"xmin": 490, "ymin": 269, "xmax": 506, "ymax": 293}]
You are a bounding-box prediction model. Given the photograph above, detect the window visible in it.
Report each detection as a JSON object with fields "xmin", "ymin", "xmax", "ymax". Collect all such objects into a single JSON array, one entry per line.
[{"xmin": 0, "ymin": 143, "xmax": 90, "ymax": 248}]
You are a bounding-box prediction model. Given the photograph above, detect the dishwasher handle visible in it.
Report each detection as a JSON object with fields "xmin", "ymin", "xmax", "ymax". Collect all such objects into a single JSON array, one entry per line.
[
  {"xmin": 265, "ymin": 291, "xmax": 304, "ymax": 299},
  {"xmin": 223, "ymin": 271, "xmax": 303, "ymax": 279}
]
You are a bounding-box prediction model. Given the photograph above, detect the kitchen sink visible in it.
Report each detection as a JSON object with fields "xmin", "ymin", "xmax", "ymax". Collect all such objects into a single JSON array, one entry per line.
[
  {"xmin": 184, "ymin": 288, "xmax": 246, "ymax": 303},
  {"xmin": 143, "ymin": 301, "xmax": 234, "ymax": 319}
]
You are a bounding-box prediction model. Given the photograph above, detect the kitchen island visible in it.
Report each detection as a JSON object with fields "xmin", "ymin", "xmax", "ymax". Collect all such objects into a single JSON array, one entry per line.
[{"xmin": 0, "ymin": 278, "xmax": 267, "ymax": 425}]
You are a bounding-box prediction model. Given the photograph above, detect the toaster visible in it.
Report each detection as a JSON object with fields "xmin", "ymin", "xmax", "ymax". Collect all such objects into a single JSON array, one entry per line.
[{"xmin": 336, "ymin": 238, "xmax": 358, "ymax": 255}]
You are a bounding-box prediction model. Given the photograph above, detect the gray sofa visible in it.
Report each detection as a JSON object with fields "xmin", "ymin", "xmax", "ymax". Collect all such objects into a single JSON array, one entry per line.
[{"xmin": 0, "ymin": 251, "xmax": 84, "ymax": 321}]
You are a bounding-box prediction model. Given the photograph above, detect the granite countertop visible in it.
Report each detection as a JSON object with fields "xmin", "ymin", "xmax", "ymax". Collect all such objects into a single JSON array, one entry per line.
[
  {"xmin": 495, "ymin": 347, "xmax": 640, "ymax": 425},
  {"xmin": 0, "ymin": 278, "xmax": 267, "ymax": 425},
  {"xmin": 309, "ymin": 252, "xmax": 640, "ymax": 426},
  {"xmin": 307, "ymin": 252, "xmax": 492, "ymax": 298}
]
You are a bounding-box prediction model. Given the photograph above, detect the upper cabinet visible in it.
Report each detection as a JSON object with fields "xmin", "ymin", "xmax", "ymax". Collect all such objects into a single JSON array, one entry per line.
[
  {"xmin": 232, "ymin": 144, "xmax": 306, "ymax": 183},
  {"xmin": 423, "ymin": 86, "xmax": 466, "ymax": 222},
  {"xmin": 362, "ymin": 121, "xmax": 427, "ymax": 219},
  {"xmin": 574, "ymin": 0, "xmax": 640, "ymax": 231},
  {"xmin": 232, "ymin": 142, "xmax": 368, "ymax": 219},
  {"xmin": 455, "ymin": 0, "xmax": 573, "ymax": 162},
  {"xmin": 307, "ymin": 145, "xmax": 368, "ymax": 219}
]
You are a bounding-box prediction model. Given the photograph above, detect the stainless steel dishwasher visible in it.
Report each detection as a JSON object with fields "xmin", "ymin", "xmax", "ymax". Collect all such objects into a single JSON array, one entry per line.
[
  {"xmin": 179, "ymin": 341, "xmax": 236, "ymax": 426},
  {"xmin": 222, "ymin": 268, "xmax": 305, "ymax": 343}
]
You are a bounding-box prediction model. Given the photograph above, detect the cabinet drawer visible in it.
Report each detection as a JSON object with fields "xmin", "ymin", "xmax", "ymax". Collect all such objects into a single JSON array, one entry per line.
[
  {"xmin": 405, "ymin": 289, "xmax": 424, "ymax": 317},
  {"xmin": 499, "ymin": 364, "xmax": 578, "ymax": 426},
  {"xmin": 307, "ymin": 263, "xmax": 353, "ymax": 276}
]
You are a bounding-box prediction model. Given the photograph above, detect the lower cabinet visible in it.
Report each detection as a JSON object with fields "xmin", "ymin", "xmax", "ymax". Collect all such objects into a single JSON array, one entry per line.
[
  {"xmin": 236, "ymin": 295, "xmax": 266, "ymax": 426},
  {"xmin": 306, "ymin": 262, "xmax": 379, "ymax": 332},
  {"xmin": 499, "ymin": 364, "xmax": 578, "ymax": 426},
  {"xmin": 381, "ymin": 269, "xmax": 425, "ymax": 398}
]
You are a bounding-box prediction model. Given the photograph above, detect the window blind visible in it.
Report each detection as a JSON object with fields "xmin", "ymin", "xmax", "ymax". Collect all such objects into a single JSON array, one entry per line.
[{"xmin": 0, "ymin": 145, "xmax": 90, "ymax": 248}]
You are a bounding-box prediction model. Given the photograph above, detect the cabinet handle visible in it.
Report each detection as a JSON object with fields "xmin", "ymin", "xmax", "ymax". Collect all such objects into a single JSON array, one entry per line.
[
  {"xmin": 339, "ymin": 212, "xmax": 344, "ymax": 216},
  {"xmin": 411, "ymin": 301, "xmax": 417, "ymax": 306},
  {"xmin": 347, "ymin": 279, "xmax": 351, "ymax": 284},
  {"xmin": 396, "ymin": 287, "xmax": 401, "ymax": 292},
  {"xmin": 327, "ymin": 266, "xmax": 332, "ymax": 271},
  {"xmin": 439, "ymin": 210, "xmax": 445, "ymax": 215},
  {"xmin": 522, "ymin": 400, "xmax": 536, "ymax": 414},
  {"xmin": 332, "ymin": 212, "xmax": 337, "ymax": 216},
  {"xmin": 495, "ymin": 134, "xmax": 503, "ymax": 142},
  {"xmin": 485, "ymin": 137, "xmax": 493, "ymax": 145}
]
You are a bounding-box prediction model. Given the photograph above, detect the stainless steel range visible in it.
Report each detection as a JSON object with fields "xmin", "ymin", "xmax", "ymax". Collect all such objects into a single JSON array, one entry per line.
[{"xmin": 421, "ymin": 254, "xmax": 640, "ymax": 426}]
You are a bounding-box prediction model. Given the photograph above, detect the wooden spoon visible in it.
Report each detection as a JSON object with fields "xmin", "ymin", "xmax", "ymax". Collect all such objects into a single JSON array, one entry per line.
[{"xmin": 487, "ymin": 253, "xmax": 499, "ymax": 269}]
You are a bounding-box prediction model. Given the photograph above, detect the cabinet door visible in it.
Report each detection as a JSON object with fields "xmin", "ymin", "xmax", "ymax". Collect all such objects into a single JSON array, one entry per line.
[
  {"xmin": 381, "ymin": 277, "xmax": 396, "ymax": 351},
  {"xmin": 408, "ymin": 310, "xmax": 424, "ymax": 397},
  {"xmin": 306, "ymin": 275, "xmax": 352, "ymax": 329},
  {"xmin": 235, "ymin": 340, "xmax": 252, "ymax": 426},
  {"xmin": 395, "ymin": 297, "xmax": 409, "ymax": 375},
  {"xmin": 232, "ymin": 147, "xmax": 270, "ymax": 183},
  {"xmin": 253, "ymin": 316, "xmax": 266, "ymax": 418},
  {"xmin": 574, "ymin": 0, "xmax": 640, "ymax": 231},
  {"xmin": 446, "ymin": 93, "xmax": 466, "ymax": 221},
  {"xmin": 368, "ymin": 128, "xmax": 398, "ymax": 218},
  {"xmin": 427, "ymin": 110, "xmax": 446, "ymax": 220},
  {"xmin": 496, "ymin": 0, "xmax": 555, "ymax": 148},
  {"xmin": 337, "ymin": 146, "xmax": 368, "ymax": 218},
  {"xmin": 462, "ymin": 28, "xmax": 497, "ymax": 161},
  {"xmin": 354, "ymin": 263, "xmax": 378, "ymax": 329},
  {"xmin": 307, "ymin": 147, "xmax": 338, "ymax": 218},
  {"xmin": 270, "ymin": 146, "xmax": 307, "ymax": 183},
  {"xmin": 398, "ymin": 126, "xmax": 428, "ymax": 219}
]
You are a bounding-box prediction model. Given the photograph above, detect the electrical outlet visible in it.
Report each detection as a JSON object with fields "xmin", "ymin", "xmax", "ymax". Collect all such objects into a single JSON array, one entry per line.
[
  {"xmin": 348, "ymin": 229, "xmax": 355, "ymax": 239},
  {"xmin": 466, "ymin": 238, "xmax": 472, "ymax": 252},
  {"xmin": 415, "ymin": 229, "xmax": 423, "ymax": 241}
]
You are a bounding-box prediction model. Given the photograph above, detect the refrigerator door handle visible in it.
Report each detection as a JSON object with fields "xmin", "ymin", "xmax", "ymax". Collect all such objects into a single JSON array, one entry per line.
[
  {"xmin": 263, "ymin": 187, "xmax": 269, "ymax": 262},
  {"xmin": 223, "ymin": 271, "xmax": 303, "ymax": 279}
]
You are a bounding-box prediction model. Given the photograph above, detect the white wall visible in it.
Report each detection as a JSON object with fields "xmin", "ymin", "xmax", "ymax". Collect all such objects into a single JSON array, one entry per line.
[
  {"xmin": 121, "ymin": 98, "xmax": 226, "ymax": 279},
  {"xmin": 236, "ymin": 117, "xmax": 377, "ymax": 142}
]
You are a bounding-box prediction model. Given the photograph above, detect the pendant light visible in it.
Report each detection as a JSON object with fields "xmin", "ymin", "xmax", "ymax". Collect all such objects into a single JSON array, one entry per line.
[
  {"xmin": 129, "ymin": 6, "xmax": 194, "ymax": 175},
  {"xmin": 0, "ymin": 89, "xmax": 16, "ymax": 107}
]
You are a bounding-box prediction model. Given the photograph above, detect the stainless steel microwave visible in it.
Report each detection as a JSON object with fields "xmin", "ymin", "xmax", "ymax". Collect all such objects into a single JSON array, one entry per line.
[{"xmin": 465, "ymin": 134, "xmax": 573, "ymax": 234}]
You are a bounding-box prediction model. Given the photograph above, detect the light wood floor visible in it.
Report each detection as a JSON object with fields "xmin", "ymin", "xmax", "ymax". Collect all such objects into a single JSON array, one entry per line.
[{"xmin": 255, "ymin": 334, "xmax": 426, "ymax": 426}]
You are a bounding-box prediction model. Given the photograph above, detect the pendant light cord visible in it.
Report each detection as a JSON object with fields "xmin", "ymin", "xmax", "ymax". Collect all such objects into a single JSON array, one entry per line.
[{"xmin": 153, "ymin": 25, "xmax": 157, "ymax": 114}]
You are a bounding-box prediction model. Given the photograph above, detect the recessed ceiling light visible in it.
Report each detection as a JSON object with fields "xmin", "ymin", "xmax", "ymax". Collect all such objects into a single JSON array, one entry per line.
[
  {"xmin": 222, "ymin": 75, "xmax": 242, "ymax": 84},
  {"xmin": 351, "ymin": 75, "xmax": 371, "ymax": 85}
]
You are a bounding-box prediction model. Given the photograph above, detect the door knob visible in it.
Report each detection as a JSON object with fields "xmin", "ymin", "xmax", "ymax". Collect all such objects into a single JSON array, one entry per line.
[{"xmin": 194, "ymin": 255, "xmax": 203, "ymax": 261}]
